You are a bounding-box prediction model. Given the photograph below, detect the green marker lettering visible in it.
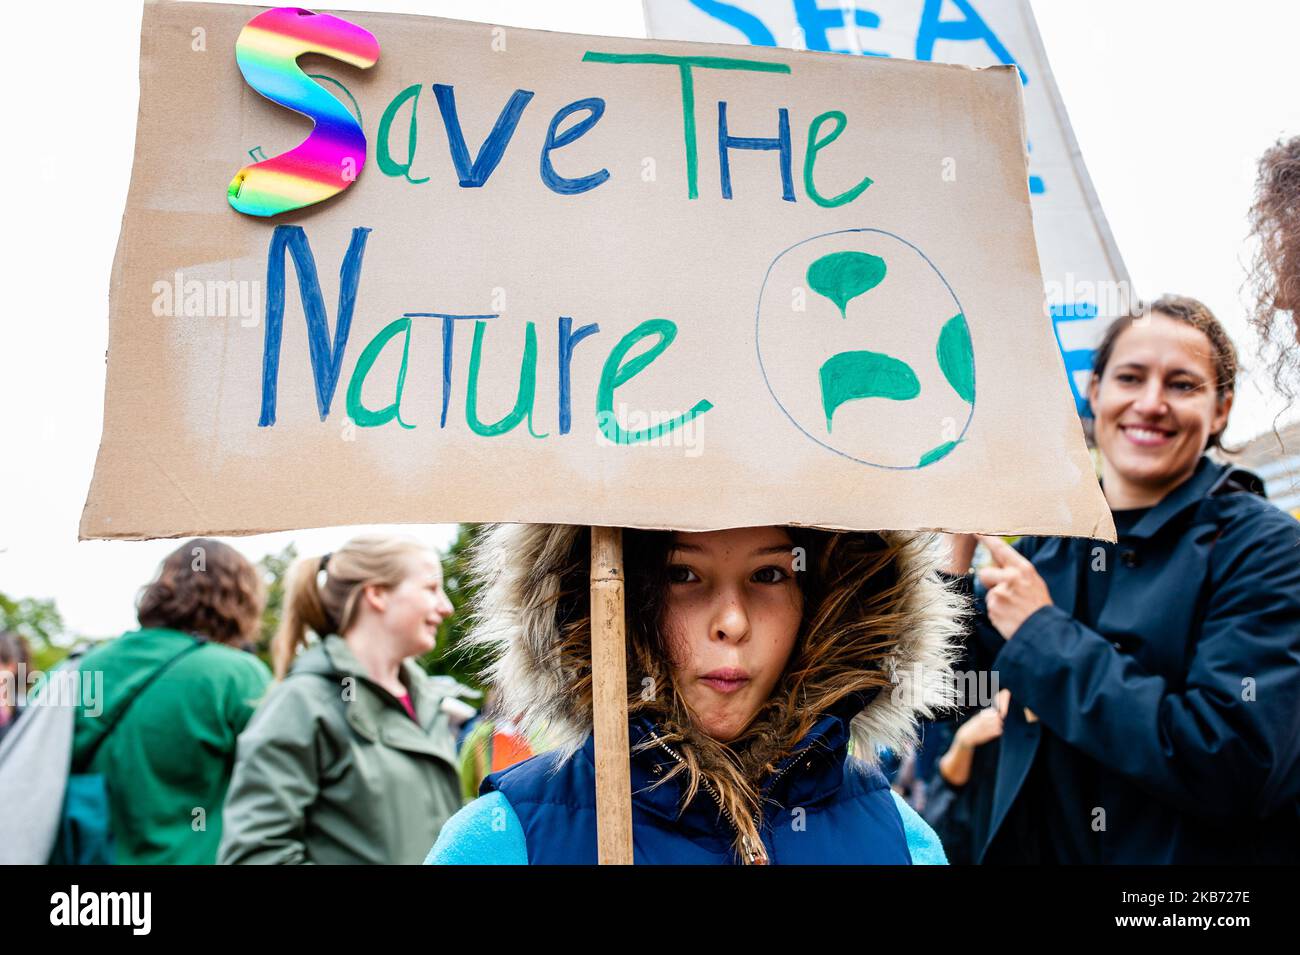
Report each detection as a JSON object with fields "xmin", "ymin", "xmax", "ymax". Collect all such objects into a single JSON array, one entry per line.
[
  {"xmin": 347, "ymin": 317, "xmax": 417, "ymax": 429},
  {"xmin": 597, "ymin": 318, "xmax": 713, "ymax": 443},
  {"xmin": 466, "ymin": 320, "xmax": 546, "ymax": 438},
  {"xmin": 581, "ymin": 52, "xmax": 791, "ymax": 200},
  {"xmin": 804, "ymin": 110, "xmax": 872, "ymax": 208},
  {"xmin": 376, "ymin": 84, "xmax": 429, "ymax": 184}
]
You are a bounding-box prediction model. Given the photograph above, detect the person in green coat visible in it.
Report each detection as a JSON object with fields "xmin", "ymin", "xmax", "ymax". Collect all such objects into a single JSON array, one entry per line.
[
  {"xmin": 218, "ymin": 534, "xmax": 464, "ymax": 865},
  {"xmin": 71, "ymin": 539, "xmax": 271, "ymax": 864}
]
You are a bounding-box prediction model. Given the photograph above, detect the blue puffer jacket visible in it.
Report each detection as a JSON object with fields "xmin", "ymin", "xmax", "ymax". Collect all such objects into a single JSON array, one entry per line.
[
  {"xmin": 424, "ymin": 524, "xmax": 962, "ymax": 865},
  {"xmin": 429, "ymin": 701, "xmax": 945, "ymax": 864}
]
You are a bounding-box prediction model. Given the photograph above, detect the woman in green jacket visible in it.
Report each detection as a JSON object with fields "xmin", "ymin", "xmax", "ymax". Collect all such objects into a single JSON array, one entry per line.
[
  {"xmin": 218, "ymin": 535, "xmax": 464, "ymax": 864},
  {"xmin": 69, "ymin": 539, "xmax": 272, "ymax": 864}
]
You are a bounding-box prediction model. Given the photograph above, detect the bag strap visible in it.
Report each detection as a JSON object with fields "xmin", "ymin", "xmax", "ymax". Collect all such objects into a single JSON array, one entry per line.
[{"xmin": 77, "ymin": 638, "xmax": 206, "ymax": 770}]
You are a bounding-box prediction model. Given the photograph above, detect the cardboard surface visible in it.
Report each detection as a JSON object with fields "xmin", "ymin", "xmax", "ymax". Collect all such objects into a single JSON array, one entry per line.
[
  {"xmin": 644, "ymin": 0, "xmax": 1131, "ymax": 416},
  {"xmin": 80, "ymin": 0, "xmax": 1114, "ymax": 541}
]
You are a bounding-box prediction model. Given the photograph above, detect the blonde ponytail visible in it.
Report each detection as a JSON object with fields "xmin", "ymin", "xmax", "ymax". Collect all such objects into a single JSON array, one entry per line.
[
  {"xmin": 271, "ymin": 535, "xmax": 434, "ymax": 679},
  {"xmin": 272, "ymin": 554, "xmax": 333, "ymax": 679}
]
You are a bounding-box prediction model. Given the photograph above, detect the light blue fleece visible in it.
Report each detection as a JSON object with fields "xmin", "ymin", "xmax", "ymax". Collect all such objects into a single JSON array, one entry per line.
[
  {"xmin": 426, "ymin": 791, "xmax": 527, "ymax": 864},
  {"xmin": 891, "ymin": 790, "xmax": 948, "ymax": 864},
  {"xmin": 426, "ymin": 789, "xmax": 947, "ymax": 865}
]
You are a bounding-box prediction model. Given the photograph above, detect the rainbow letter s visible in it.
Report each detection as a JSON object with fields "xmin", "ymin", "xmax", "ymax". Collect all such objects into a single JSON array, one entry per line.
[{"xmin": 228, "ymin": 7, "xmax": 380, "ymax": 217}]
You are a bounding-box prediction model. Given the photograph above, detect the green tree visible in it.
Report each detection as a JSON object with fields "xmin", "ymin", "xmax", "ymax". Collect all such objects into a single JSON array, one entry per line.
[
  {"xmin": 0, "ymin": 591, "xmax": 69, "ymax": 670},
  {"xmin": 419, "ymin": 523, "xmax": 489, "ymax": 690},
  {"xmin": 256, "ymin": 543, "xmax": 298, "ymax": 667}
]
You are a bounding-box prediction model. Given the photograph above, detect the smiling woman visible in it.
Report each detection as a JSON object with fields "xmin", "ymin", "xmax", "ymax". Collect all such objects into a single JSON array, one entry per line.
[
  {"xmin": 425, "ymin": 522, "xmax": 964, "ymax": 865},
  {"xmin": 218, "ymin": 534, "xmax": 465, "ymax": 865},
  {"xmin": 1087, "ymin": 295, "xmax": 1239, "ymax": 508},
  {"xmin": 941, "ymin": 294, "xmax": 1300, "ymax": 864}
]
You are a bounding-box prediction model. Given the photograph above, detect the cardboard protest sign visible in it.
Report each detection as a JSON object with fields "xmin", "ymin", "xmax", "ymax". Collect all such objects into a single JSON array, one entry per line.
[
  {"xmin": 80, "ymin": 1, "xmax": 1114, "ymax": 542},
  {"xmin": 643, "ymin": 0, "xmax": 1131, "ymax": 415}
]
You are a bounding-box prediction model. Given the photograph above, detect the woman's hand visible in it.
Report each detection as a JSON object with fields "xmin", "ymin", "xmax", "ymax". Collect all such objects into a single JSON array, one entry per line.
[
  {"xmin": 976, "ymin": 536, "xmax": 1053, "ymax": 640},
  {"xmin": 956, "ymin": 703, "xmax": 1005, "ymax": 749},
  {"xmin": 939, "ymin": 691, "xmax": 1008, "ymax": 787}
]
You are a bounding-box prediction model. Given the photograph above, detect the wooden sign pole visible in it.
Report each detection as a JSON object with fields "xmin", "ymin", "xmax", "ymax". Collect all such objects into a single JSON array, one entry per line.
[{"xmin": 589, "ymin": 525, "xmax": 634, "ymax": 864}]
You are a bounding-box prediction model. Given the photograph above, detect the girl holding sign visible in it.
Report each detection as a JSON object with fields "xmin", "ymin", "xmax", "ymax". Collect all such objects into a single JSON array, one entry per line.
[
  {"xmin": 944, "ymin": 295, "xmax": 1300, "ymax": 864},
  {"xmin": 427, "ymin": 523, "xmax": 958, "ymax": 864},
  {"xmin": 219, "ymin": 535, "xmax": 465, "ymax": 865}
]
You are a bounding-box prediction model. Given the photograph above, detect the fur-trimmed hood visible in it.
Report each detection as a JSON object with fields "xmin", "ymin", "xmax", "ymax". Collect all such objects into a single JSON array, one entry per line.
[{"xmin": 462, "ymin": 524, "xmax": 965, "ymax": 769}]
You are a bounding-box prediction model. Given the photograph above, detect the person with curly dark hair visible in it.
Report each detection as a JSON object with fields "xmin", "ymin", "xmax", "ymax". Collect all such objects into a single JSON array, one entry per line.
[
  {"xmin": 64, "ymin": 539, "xmax": 270, "ymax": 863},
  {"xmin": 1247, "ymin": 134, "xmax": 1300, "ymax": 399}
]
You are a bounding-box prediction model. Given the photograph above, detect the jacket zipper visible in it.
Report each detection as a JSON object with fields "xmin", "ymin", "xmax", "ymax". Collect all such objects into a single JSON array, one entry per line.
[
  {"xmin": 647, "ymin": 732, "xmax": 764, "ymax": 863},
  {"xmin": 646, "ymin": 730, "xmax": 812, "ymax": 865}
]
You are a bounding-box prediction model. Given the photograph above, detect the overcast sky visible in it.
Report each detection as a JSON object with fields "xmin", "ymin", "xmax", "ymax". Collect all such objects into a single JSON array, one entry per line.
[{"xmin": 2, "ymin": 0, "xmax": 1297, "ymax": 640}]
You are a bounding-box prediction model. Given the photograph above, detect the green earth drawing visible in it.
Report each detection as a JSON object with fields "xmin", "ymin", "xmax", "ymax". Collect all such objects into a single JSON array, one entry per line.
[{"xmin": 755, "ymin": 231, "xmax": 975, "ymax": 470}]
